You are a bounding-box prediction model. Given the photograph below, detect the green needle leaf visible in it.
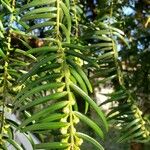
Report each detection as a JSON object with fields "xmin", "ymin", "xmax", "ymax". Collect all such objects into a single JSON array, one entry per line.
[
  {"xmin": 18, "ymin": 101, "xmax": 68, "ymax": 129},
  {"xmin": 76, "ymin": 132, "xmax": 104, "ymax": 150},
  {"xmin": 5, "ymin": 138, "xmax": 23, "ymax": 150},
  {"xmin": 19, "ymin": 91, "xmax": 68, "ymax": 111},
  {"xmin": 35, "ymin": 142, "xmax": 69, "ymax": 149},
  {"xmin": 74, "ymin": 111, "xmax": 104, "ymax": 139},
  {"xmin": 21, "ymin": 122, "xmax": 68, "ymax": 132},
  {"xmin": 70, "ymin": 83, "xmax": 108, "ymax": 131}
]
